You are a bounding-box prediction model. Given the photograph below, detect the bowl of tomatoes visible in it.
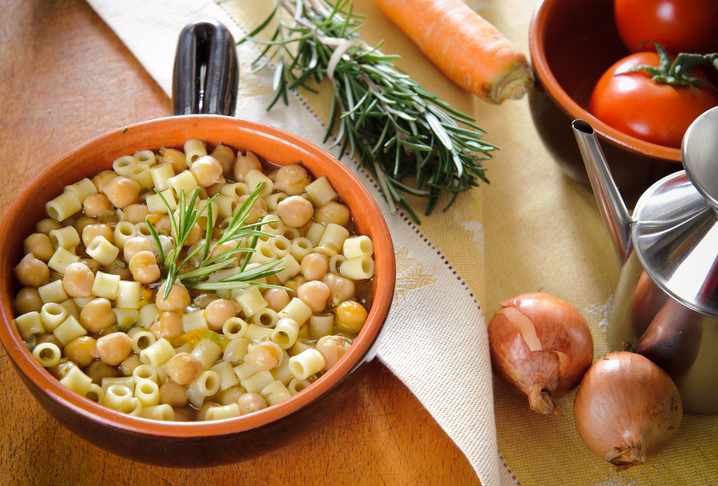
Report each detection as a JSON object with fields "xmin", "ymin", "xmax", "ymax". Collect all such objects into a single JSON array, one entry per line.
[{"xmin": 528, "ymin": 0, "xmax": 718, "ymax": 208}]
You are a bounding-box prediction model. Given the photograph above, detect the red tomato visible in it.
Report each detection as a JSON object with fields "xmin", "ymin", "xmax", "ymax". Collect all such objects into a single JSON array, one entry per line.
[
  {"xmin": 588, "ymin": 52, "xmax": 718, "ymax": 148},
  {"xmin": 614, "ymin": 0, "xmax": 718, "ymax": 54}
]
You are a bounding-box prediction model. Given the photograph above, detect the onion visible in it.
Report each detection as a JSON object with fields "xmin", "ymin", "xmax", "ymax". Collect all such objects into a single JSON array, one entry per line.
[
  {"xmin": 488, "ymin": 292, "xmax": 593, "ymax": 415},
  {"xmin": 573, "ymin": 351, "xmax": 682, "ymax": 471}
]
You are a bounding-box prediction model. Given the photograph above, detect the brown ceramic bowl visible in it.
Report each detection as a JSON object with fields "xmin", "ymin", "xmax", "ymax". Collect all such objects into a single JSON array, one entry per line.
[
  {"xmin": 528, "ymin": 0, "xmax": 682, "ymax": 208},
  {"xmin": 0, "ymin": 115, "xmax": 395, "ymax": 467}
]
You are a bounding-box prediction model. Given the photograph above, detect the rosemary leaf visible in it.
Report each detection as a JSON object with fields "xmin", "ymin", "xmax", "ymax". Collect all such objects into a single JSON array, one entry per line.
[
  {"xmin": 146, "ymin": 183, "xmax": 285, "ymax": 299},
  {"xmin": 239, "ymin": 0, "xmax": 497, "ymax": 223}
]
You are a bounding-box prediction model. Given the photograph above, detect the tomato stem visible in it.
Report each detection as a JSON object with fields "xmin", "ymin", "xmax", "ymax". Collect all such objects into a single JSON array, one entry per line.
[{"xmin": 618, "ymin": 42, "xmax": 718, "ymax": 94}]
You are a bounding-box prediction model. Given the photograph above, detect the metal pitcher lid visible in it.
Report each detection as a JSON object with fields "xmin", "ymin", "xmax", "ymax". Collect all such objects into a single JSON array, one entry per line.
[{"xmin": 633, "ymin": 107, "xmax": 718, "ymax": 317}]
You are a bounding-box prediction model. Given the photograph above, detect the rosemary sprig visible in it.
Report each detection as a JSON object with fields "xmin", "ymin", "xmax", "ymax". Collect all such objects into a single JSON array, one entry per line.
[
  {"xmin": 146, "ymin": 183, "xmax": 285, "ymax": 300},
  {"xmin": 239, "ymin": 0, "xmax": 497, "ymax": 223}
]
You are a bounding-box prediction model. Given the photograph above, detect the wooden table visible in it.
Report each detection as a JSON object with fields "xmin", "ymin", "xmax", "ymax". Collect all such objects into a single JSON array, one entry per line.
[{"xmin": 0, "ymin": 0, "xmax": 482, "ymax": 484}]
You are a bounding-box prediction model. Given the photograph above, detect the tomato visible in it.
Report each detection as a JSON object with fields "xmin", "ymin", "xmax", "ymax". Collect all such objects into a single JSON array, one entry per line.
[
  {"xmin": 614, "ymin": 0, "xmax": 718, "ymax": 54},
  {"xmin": 588, "ymin": 52, "xmax": 718, "ymax": 148}
]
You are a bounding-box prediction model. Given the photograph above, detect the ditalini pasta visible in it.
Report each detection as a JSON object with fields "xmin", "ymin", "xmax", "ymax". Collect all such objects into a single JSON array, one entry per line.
[{"xmin": 12, "ymin": 140, "xmax": 375, "ymax": 421}]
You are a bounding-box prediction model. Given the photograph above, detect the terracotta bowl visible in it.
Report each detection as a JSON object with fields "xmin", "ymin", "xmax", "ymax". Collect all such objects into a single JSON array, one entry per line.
[
  {"xmin": 0, "ymin": 115, "xmax": 395, "ymax": 467},
  {"xmin": 528, "ymin": 0, "xmax": 682, "ymax": 208}
]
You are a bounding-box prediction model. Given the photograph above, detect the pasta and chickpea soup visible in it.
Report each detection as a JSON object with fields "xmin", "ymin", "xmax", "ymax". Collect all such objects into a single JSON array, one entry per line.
[{"xmin": 12, "ymin": 139, "xmax": 375, "ymax": 422}]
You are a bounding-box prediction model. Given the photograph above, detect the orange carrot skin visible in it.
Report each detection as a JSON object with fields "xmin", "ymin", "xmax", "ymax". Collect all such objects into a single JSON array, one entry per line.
[{"xmin": 374, "ymin": 0, "xmax": 534, "ymax": 104}]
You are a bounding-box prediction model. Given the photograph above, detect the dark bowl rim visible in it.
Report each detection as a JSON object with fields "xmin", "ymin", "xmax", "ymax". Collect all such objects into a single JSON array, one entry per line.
[{"xmin": 0, "ymin": 114, "xmax": 396, "ymax": 440}]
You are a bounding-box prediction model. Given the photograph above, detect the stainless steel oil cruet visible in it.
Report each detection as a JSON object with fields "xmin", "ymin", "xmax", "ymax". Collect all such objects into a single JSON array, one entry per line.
[{"xmin": 573, "ymin": 107, "xmax": 718, "ymax": 414}]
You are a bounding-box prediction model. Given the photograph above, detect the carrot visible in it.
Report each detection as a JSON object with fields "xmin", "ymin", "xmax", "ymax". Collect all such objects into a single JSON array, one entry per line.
[{"xmin": 373, "ymin": 0, "xmax": 534, "ymax": 104}]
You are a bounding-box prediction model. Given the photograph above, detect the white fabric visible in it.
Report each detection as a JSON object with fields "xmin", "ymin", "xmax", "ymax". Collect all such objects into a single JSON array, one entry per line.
[{"xmin": 85, "ymin": 1, "xmax": 504, "ymax": 484}]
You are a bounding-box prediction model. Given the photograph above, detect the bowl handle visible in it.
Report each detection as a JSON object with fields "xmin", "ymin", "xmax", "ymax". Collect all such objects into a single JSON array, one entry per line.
[{"xmin": 172, "ymin": 20, "xmax": 239, "ymax": 116}]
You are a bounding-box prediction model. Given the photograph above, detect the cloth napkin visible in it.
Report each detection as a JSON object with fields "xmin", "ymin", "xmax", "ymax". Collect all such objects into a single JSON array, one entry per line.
[{"xmin": 85, "ymin": 0, "xmax": 509, "ymax": 485}]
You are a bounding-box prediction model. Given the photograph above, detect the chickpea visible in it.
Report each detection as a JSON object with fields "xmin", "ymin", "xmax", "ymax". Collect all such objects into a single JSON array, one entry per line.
[
  {"xmin": 297, "ymin": 280, "xmax": 330, "ymax": 314},
  {"xmin": 63, "ymin": 262, "xmax": 95, "ymax": 298},
  {"xmin": 123, "ymin": 204, "xmax": 150, "ymax": 224},
  {"xmin": 135, "ymin": 216, "xmax": 166, "ymax": 238},
  {"xmin": 237, "ymin": 194, "xmax": 267, "ymax": 224},
  {"xmin": 160, "ymin": 380, "xmax": 190, "ymax": 408},
  {"xmin": 122, "ymin": 235, "xmax": 153, "ymax": 262},
  {"xmin": 96, "ymin": 332, "xmax": 133, "ymax": 366},
  {"xmin": 63, "ymin": 336, "xmax": 98, "ymax": 368},
  {"xmin": 23, "ymin": 233, "xmax": 54, "ymax": 262},
  {"xmin": 205, "ymin": 182, "xmax": 224, "ymax": 198},
  {"xmin": 73, "ymin": 216, "xmax": 98, "ymax": 236},
  {"xmin": 334, "ymin": 300, "xmax": 368, "ymax": 334},
  {"xmin": 104, "ymin": 262, "xmax": 132, "ymax": 280},
  {"xmin": 91, "ymin": 170, "xmax": 118, "ymax": 192},
  {"xmin": 277, "ymin": 196, "xmax": 314, "ymax": 228},
  {"xmin": 155, "ymin": 281, "xmax": 191, "ymax": 312},
  {"xmin": 210, "ymin": 239, "xmax": 236, "ymax": 258},
  {"xmin": 166, "ymin": 352, "xmax": 204, "ymax": 385},
  {"xmin": 83, "ymin": 193, "xmax": 113, "ymax": 217},
  {"xmin": 101, "ymin": 176, "xmax": 141, "ymax": 208},
  {"xmin": 210, "ymin": 143, "xmax": 235, "ymax": 175},
  {"xmin": 315, "ymin": 335, "xmax": 351, "ymax": 371},
  {"xmin": 237, "ymin": 392, "xmax": 267, "ymax": 415},
  {"xmin": 119, "ymin": 354, "xmax": 142, "ymax": 376},
  {"xmin": 174, "ymin": 222, "xmax": 201, "ymax": 247},
  {"xmin": 206, "ymin": 240, "xmax": 240, "ymax": 268},
  {"xmin": 14, "ymin": 287, "xmax": 44, "ymax": 315},
  {"xmin": 80, "ymin": 298, "xmax": 116, "ymax": 333},
  {"xmin": 314, "ymin": 201, "xmax": 351, "ymax": 227},
  {"xmin": 300, "ymin": 252, "xmax": 328, "ymax": 281},
  {"xmin": 149, "ymin": 312, "xmax": 184, "ymax": 341},
  {"xmin": 196, "ymin": 402, "xmax": 220, "ymax": 421},
  {"xmin": 81, "ymin": 224, "xmax": 113, "ymax": 247},
  {"xmin": 284, "ymin": 275, "xmax": 306, "ymax": 295},
  {"xmin": 36, "ymin": 332, "xmax": 63, "ymax": 348},
  {"xmin": 129, "ymin": 251, "xmax": 161, "ymax": 284},
  {"xmin": 232, "ymin": 150, "xmax": 262, "ymax": 182},
  {"xmin": 204, "ymin": 299, "xmax": 240, "ymax": 331},
  {"xmin": 321, "ymin": 273, "xmax": 356, "ymax": 306},
  {"xmin": 157, "ymin": 147, "xmax": 188, "ymax": 173},
  {"xmin": 190, "ymin": 155, "xmax": 225, "ymax": 187},
  {"xmin": 84, "ymin": 359, "xmax": 119, "ymax": 384},
  {"xmin": 263, "ymin": 288, "xmax": 291, "ymax": 312},
  {"xmin": 219, "ymin": 387, "xmax": 244, "ymax": 406},
  {"xmin": 79, "ymin": 258, "xmax": 101, "ymax": 274},
  {"xmin": 245, "ymin": 341, "xmax": 284, "ymax": 372},
  {"xmin": 14, "ymin": 253, "xmax": 49, "ymax": 288},
  {"xmin": 35, "ymin": 218, "xmax": 62, "ymax": 235},
  {"xmin": 274, "ymin": 164, "xmax": 311, "ymax": 196}
]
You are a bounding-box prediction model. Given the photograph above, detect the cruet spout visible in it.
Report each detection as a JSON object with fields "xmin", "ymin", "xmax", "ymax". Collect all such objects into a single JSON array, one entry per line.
[{"xmin": 573, "ymin": 120, "xmax": 633, "ymax": 265}]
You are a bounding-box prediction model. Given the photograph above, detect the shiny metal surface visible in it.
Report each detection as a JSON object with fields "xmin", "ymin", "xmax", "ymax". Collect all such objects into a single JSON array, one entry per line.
[
  {"xmin": 573, "ymin": 120, "xmax": 633, "ymax": 264},
  {"xmin": 607, "ymin": 252, "xmax": 718, "ymax": 414},
  {"xmin": 633, "ymin": 172, "xmax": 718, "ymax": 317},
  {"xmin": 574, "ymin": 115, "xmax": 718, "ymax": 414},
  {"xmin": 683, "ymin": 107, "xmax": 718, "ymax": 208}
]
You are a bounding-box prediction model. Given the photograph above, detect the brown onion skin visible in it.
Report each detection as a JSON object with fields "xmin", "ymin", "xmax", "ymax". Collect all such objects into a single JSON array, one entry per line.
[
  {"xmin": 488, "ymin": 292, "xmax": 594, "ymax": 415},
  {"xmin": 573, "ymin": 352, "xmax": 682, "ymax": 471}
]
